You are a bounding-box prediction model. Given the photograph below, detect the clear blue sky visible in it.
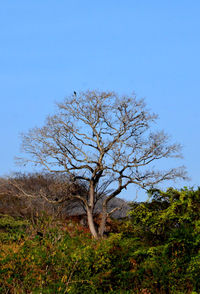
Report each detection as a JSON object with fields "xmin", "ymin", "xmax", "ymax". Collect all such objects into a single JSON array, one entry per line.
[{"xmin": 1, "ymin": 1, "xmax": 200, "ymax": 201}]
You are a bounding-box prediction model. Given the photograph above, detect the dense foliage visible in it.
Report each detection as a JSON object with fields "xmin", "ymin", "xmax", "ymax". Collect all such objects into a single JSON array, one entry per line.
[
  {"xmin": 0, "ymin": 187, "xmax": 200, "ymax": 293},
  {"xmin": 126, "ymin": 187, "xmax": 200, "ymax": 293}
]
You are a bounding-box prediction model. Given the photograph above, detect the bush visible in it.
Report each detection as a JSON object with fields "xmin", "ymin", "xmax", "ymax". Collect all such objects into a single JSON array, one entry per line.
[
  {"xmin": 126, "ymin": 187, "xmax": 200, "ymax": 293},
  {"xmin": 1, "ymin": 187, "xmax": 200, "ymax": 293}
]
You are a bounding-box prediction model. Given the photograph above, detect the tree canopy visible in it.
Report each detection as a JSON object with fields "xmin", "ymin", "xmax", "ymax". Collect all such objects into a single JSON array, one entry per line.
[{"xmin": 18, "ymin": 90, "xmax": 187, "ymax": 238}]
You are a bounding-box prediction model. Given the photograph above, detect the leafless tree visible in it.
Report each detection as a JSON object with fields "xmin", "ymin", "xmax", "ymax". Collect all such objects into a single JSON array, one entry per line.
[
  {"xmin": 17, "ymin": 90, "xmax": 187, "ymax": 238},
  {"xmin": 0, "ymin": 172, "xmax": 89, "ymax": 220}
]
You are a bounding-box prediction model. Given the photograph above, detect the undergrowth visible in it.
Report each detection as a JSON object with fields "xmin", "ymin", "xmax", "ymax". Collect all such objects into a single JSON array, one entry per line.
[{"xmin": 0, "ymin": 187, "xmax": 200, "ymax": 293}]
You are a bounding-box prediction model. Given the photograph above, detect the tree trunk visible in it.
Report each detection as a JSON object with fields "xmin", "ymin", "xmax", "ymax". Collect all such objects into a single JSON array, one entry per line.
[
  {"xmin": 98, "ymin": 205, "xmax": 107, "ymax": 237},
  {"xmin": 86, "ymin": 181, "xmax": 99, "ymax": 239},
  {"xmin": 89, "ymin": 181, "xmax": 95, "ymax": 209},
  {"xmin": 87, "ymin": 207, "xmax": 98, "ymax": 239}
]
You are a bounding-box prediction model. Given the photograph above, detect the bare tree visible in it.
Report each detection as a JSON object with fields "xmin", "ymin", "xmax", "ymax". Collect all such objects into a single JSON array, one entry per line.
[
  {"xmin": 0, "ymin": 173, "xmax": 81, "ymax": 220},
  {"xmin": 17, "ymin": 90, "xmax": 187, "ymax": 238}
]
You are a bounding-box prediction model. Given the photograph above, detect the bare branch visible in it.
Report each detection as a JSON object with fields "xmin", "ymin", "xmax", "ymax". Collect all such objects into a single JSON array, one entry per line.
[{"xmin": 17, "ymin": 90, "xmax": 187, "ymax": 237}]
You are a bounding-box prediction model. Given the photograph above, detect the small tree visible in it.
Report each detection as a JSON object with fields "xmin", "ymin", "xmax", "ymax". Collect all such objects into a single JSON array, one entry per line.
[{"xmin": 17, "ymin": 90, "xmax": 187, "ymax": 238}]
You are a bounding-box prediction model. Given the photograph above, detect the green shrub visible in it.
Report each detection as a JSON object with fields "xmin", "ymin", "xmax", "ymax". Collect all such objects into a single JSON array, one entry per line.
[
  {"xmin": 1, "ymin": 187, "xmax": 200, "ymax": 293},
  {"xmin": 126, "ymin": 187, "xmax": 200, "ymax": 293}
]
